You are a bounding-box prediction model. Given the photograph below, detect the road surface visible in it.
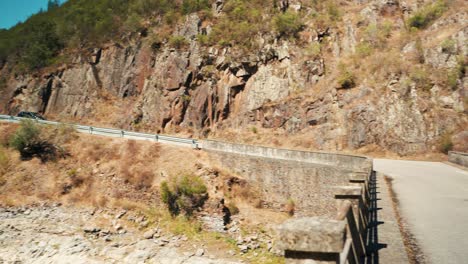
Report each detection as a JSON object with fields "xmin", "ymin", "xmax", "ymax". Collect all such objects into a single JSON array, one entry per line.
[{"xmin": 374, "ymin": 159, "xmax": 468, "ymax": 264}]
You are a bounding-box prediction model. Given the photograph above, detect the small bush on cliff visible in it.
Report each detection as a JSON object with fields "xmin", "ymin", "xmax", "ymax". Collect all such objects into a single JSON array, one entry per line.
[
  {"xmin": 9, "ymin": 120, "xmax": 68, "ymax": 162},
  {"xmin": 337, "ymin": 66, "xmax": 356, "ymax": 89},
  {"xmin": 407, "ymin": 0, "xmax": 447, "ymax": 29},
  {"xmin": 441, "ymin": 39, "xmax": 456, "ymax": 54},
  {"xmin": 356, "ymin": 42, "xmax": 373, "ymax": 57},
  {"xmin": 161, "ymin": 174, "xmax": 208, "ymax": 217},
  {"xmin": 208, "ymin": 0, "xmax": 268, "ymax": 50},
  {"xmin": 410, "ymin": 67, "xmax": 432, "ymax": 91},
  {"xmin": 182, "ymin": 0, "xmax": 211, "ymax": 14},
  {"xmin": 274, "ymin": 11, "xmax": 303, "ymax": 38},
  {"xmin": 169, "ymin": 36, "xmax": 189, "ymax": 50},
  {"xmin": 446, "ymin": 56, "xmax": 467, "ymax": 89}
]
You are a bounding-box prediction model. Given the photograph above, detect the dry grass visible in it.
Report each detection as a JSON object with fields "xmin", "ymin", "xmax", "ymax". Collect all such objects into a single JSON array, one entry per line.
[
  {"xmin": 0, "ymin": 123, "xmax": 201, "ymax": 208},
  {"xmin": 0, "ymin": 123, "xmax": 18, "ymax": 147}
]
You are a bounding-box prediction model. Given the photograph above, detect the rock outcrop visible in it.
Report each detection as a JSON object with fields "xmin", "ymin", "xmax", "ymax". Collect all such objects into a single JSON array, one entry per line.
[{"xmin": 0, "ymin": 0, "xmax": 466, "ymax": 155}]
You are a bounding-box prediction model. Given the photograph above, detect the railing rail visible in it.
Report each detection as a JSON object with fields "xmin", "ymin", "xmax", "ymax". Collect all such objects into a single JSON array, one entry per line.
[
  {"xmin": 0, "ymin": 115, "xmax": 199, "ymax": 149},
  {"xmin": 277, "ymin": 169, "xmax": 373, "ymax": 264}
]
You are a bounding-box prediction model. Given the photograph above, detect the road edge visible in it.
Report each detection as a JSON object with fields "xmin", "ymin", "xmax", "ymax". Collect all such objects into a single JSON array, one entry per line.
[{"xmin": 383, "ymin": 174, "xmax": 426, "ymax": 264}]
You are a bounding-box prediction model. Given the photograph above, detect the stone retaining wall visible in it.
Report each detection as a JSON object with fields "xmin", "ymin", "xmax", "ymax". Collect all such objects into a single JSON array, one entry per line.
[
  {"xmin": 202, "ymin": 140, "xmax": 373, "ymax": 173},
  {"xmin": 208, "ymin": 151, "xmax": 362, "ymax": 217},
  {"xmin": 449, "ymin": 151, "xmax": 468, "ymax": 168}
]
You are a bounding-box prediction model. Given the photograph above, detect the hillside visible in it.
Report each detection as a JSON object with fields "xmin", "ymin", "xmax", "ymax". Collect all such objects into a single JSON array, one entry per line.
[{"xmin": 0, "ymin": 0, "xmax": 467, "ymax": 156}]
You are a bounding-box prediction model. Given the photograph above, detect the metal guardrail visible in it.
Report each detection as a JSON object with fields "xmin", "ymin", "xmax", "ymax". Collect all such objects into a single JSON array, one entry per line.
[{"xmin": 0, "ymin": 114, "xmax": 200, "ymax": 149}]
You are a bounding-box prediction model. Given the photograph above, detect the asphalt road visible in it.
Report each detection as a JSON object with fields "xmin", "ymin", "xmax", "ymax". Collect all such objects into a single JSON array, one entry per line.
[{"xmin": 374, "ymin": 159, "xmax": 468, "ymax": 264}]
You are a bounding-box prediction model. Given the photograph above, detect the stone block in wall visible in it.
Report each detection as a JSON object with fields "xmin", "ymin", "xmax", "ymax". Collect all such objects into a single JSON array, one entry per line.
[{"xmin": 276, "ymin": 217, "xmax": 346, "ymax": 253}]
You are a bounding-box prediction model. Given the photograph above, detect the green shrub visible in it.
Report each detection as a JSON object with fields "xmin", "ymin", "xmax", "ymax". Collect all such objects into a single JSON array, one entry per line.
[
  {"xmin": 21, "ymin": 20, "xmax": 63, "ymax": 70},
  {"xmin": 337, "ymin": 67, "xmax": 356, "ymax": 89},
  {"xmin": 0, "ymin": 0, "xmax": 210, "ymax": 70},
  {"xmin": 9, "ymin": 120, "xmax": 41, "ymax": 152},
  {"xmin": 441, "ymin": 39, "xmax": 456, "ymax": 54},
  {"xmin": 168, "ymin": 36, "xmax": 189, "ymax": 50},
  {"xmin": 446, "ymin": 56, "xmax": 467, "ymax": 89},
  {"xmin": 161, "ymin": 174, "xmax": 208, "ymax": 217},
  {"xmin": 164, "ymin": 10, "xmax": 182, "ymax": 25},
  {"xmin": 273, "ymin": 11, "xmax": 303, "ymax": 37},
  {"xmin": 196, "ymin": 34, "xmax": 210, "ymax": 45},
  {"xmin": 305, "ymin": 42, "xmax": 321, "ymax": 58},
  {"xmin": 407, "ymin": 0, "xmax": 447, "ymax": 29},
  {"xmin": 182, "ymin": 0, "xmax": 211, "ymax": 15},
  {"xmin": 181, "ymin": 94, "xmax": 191, "ymax": 102},
  {"xmin": 410, "ymin": 67, "xmax": 432, "ymax": 91},
  {"xmin": 208, "ymin": 0, "xmax": 267, "ymax": 50},
  {"xmin": 326, "ymin": 1, "xmax": 341, "ymax": 21},
  {"xmin": 447, "ymin": 72, "xmax": 458, "ymax": 89},
  {"xmin": 124, "ymin": 13, "xmax": 143, "ymax": 32},
  {"xmin": 364, "ymin": 22, "xmax": 393, "ymax": 49},
  {"xmin": 9, "ymin": 120, "xmax": 67, "ymax": 162},
  {"xmin": 356, "ymin": 42, "xmax": 373, "ymax": 57}
]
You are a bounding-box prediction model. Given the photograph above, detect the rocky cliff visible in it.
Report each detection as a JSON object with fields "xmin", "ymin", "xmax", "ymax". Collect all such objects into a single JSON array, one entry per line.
[{"xmin": 0, "ymin": 0, "xmax": 466, "ymax": 155}]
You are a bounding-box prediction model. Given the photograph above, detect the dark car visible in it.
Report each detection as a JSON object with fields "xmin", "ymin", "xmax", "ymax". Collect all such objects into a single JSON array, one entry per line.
[{"xmin": 17, "ymin": 111, "xmax": 45, "ymax": 120}]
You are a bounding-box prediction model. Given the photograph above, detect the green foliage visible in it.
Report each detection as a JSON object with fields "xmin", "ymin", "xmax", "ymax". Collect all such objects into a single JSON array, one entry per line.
[
  {"xmin": 337, "ymin": 65, "xmax": 356, "ymax": 89},
  {"xmin": 8, "ymin": 120, "xmax": 71, "ymax": 162},
  {"xmin": 363, "ymin": 22, "xmax": 393, "ymax": 49},
  {"xmin": 326, "ymin": 1, "xmax": 341, "ymax": 22},
  {"xmin": 168, "ymin": 36, "xmax": 189, "ymax": 50},
  {"xmin": 47, "ymin": 0, "xmax": 61, "ymax": 11},
  {"xmin": 182, "ymin": 0, "xmax": 211, "ymax": 15},
  {"xmin": 181, "ymin": 94, "xmax": 191, "ymax": 102},
  {"xmin": 124, "ymin": 13, "xmax": 143, "ymax": 32},
  {"xmin": 273, "ymin": 11, "xmax": 303, "ymax": 38},
  {"xmin": 304, "ymin": 42, "xmax": 321, "ymax": 58},
  {"xmin": 446, "ymin": 56, "xmax": 467, "ymax": 89},
  {"xmin": 9, "ymin": 120, "xmax": 42, "ymax": 153},
  {"xmin": 305, "ymin": 0, "xmax": 342, "ymax": 31},
  {"xmin": 22, "ymin": 20, "xmax": 63, "ymax": 69},
  {"xmin": 410, "ymin": 67, "xmax": 432, "ymax": 91},
  {"xmin": 196, "ymin": 34, "xmax": 210, "ymax": 45},
  {"xmin": 160, "ymin": 174, "xmax": 208, "ymax": 217},
  {"xmin": 356, "ymin": 42, "xmax": 373, "ymax": 57},
  {"xmin": 441, "ymin": 38, "xmax": 456, "ymax": 54},
  {"xmin": 208, "ymin": 0, "xmax": 270, "ymax": 49},
  {"xmin": 164, "ymin": 10, "xmax": 182, "ymax": 25},
  {"xmin": 130, "ymin": 0, "xmax": 175, "ymax": 17},
  {"xmin": 407, "ymin": 0, "xmax": 447, "ymax": 29},
  {"xmin": 0, "ymin": 0, "xmax": 211, "ymax": 70}
]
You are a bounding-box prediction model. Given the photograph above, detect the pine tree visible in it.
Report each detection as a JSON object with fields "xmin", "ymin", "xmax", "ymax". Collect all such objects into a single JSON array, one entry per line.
[{"xmin": 47, "ymin": 0, "xmax": 60, "ymax": 11}]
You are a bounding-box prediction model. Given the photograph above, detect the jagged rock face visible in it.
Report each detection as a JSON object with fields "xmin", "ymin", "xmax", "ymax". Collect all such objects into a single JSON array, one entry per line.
[{"xmin": 1, "ymin": 1, "xmax": 467, "ymax": 155}]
